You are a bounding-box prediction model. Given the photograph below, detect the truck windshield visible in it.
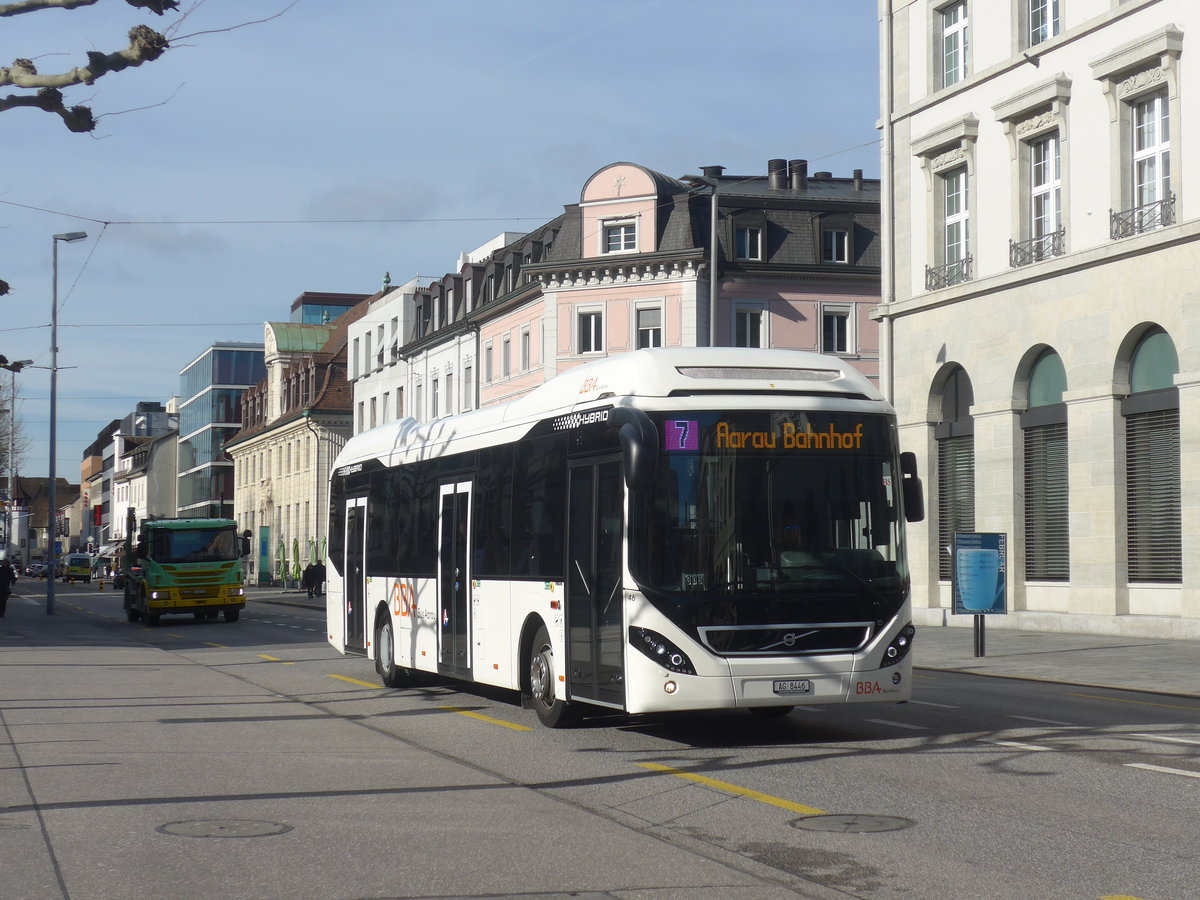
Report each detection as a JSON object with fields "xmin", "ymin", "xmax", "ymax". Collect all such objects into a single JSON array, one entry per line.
[
  {"xmin": 149, "ymin": 527, "xmax": 240, "ymax": 563},
  {"xmin": 630, "ymin": 410, "xmax": 908, "ymax": 623}
]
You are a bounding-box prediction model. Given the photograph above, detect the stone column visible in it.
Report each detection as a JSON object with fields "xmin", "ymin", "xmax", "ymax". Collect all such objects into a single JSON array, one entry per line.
[
  {"xmin": 1176, "ymin": 370, "xmax": 1200, "ymax": 620},
  {"xmin": 1064, "ymin": 388, "xmax": 1124, "ymax": 617}
]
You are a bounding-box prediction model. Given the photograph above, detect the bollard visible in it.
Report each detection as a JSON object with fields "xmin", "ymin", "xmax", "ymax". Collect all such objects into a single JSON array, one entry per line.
[{"xmin": 98, "ymin": 579, "xmax": 105, "ymax": 591}]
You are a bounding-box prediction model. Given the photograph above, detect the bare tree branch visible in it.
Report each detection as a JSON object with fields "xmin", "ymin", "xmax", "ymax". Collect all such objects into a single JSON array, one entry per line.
[
  {"xmin": 0, "ymin": 87, "xmax": 94, "ymax": 131},
  {"xmin": 170, "ymin": 0, "xmax": 297, "ymax": 42},
  {"xmin": 0, "ymin": 0, "xmax": 178, "ymax": 17},
  {"xmin": 1, "ymin": 24, "xmax": 169, "ymax": 90}
]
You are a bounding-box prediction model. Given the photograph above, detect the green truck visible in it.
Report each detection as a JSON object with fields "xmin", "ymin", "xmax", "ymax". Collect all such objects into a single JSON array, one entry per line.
[{"xmin": 122, "ymin": 517, "xmax": 246, "ymax": 626}]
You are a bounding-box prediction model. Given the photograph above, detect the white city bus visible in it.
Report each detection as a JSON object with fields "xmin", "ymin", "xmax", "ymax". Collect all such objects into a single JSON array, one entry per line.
[{"xmin": 326, "ymin": 348, "xmax": 924, "ymax": 727}]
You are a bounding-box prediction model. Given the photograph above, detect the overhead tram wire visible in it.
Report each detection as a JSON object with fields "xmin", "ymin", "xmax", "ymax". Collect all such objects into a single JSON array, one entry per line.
[
  {"xmin": 0, "ymin": 136, "xmax": 880, "ymax": 235},
  {"xmin": 0, "ymin": 199, "xmax": 553, "ymax": 227},
  {"xmin": 3, "ymin": 136, "xmax": 884, "ymax": 302}
]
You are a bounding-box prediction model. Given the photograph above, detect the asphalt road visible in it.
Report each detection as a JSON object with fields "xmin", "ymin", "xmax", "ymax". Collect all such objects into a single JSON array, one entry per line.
[{"xmin": 3, "ymin": 583, "xmax": 1198, "ymax": 900}]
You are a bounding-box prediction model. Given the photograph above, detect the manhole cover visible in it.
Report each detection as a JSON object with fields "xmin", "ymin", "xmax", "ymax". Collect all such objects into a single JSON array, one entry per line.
[
  {"xmin": 156, "ymin": 819, "xmax": 292, "ymax": 838},
  {"xmin": 789, "ymin": 814, "xmax": 914, "ymax": 834}
]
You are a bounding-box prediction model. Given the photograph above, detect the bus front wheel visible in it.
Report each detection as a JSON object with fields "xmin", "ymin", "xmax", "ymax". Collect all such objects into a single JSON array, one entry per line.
[{"xmin": 528, "ymin": 625, "xmax": 577, "ymax": 728}]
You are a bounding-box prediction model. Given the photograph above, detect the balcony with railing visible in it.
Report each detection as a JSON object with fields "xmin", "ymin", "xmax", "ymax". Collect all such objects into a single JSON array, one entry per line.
[
  {"xmin": 1010, "ymin": 229, "xmax": 1065, "ymax": 268},
  {"xmin": 1110, "ymin": 195, "xmax": 1175, "ymax": 240},
  {"xmin": 925, "ymin": 255, "xmax": 972, "ymax": 291}
]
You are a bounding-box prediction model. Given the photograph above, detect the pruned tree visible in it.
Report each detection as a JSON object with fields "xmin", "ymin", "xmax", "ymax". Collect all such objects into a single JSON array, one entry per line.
[
  {"xmin": 0, "ymin": 0, "xmax": 180, "ymax": 134},
  {"xmin": 0, "ymin": 0, "xmax": 292, "ymax": 299}
]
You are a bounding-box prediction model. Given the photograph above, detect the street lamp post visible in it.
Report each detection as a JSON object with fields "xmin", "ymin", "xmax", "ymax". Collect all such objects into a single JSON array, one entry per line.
[
  {"xmin": 48, "ymin": 231, "xmax": 87, "ymax": 615},
  {"xmin": 6, "ymin": 360, "xmax": 34, "ymax": 567}
]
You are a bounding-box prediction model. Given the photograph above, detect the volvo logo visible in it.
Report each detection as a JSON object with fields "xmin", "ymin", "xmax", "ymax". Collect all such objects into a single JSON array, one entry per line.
[{"xmin": 763, "ymin": 629, "xmax": 819, "ymax": 651}]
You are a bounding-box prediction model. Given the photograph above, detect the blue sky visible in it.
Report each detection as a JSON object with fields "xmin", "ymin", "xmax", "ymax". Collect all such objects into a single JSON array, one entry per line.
[{"xmin": 3, "ymin": 0, "xmax": 880, "ymax": 480}]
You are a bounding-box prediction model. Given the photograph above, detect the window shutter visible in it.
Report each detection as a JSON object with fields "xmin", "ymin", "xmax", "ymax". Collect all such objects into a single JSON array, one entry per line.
[
  {"xmin": 937, "ymin": 434, "xmax": 975, "ymax": 580},
  {"xmin": 1126, "ymin": 408, "xmax": 1181, "ymax": 582},
  {"xmin": 1023, "ymin": 422, "xmax": 1069, "ymax": 580}
]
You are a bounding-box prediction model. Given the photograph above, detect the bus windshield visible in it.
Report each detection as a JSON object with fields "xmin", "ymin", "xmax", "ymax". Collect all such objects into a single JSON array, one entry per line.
[
  {"xmin": 630, "ymin": 410, "xmax": 908, "ymax": 617},
  {"xmin": 148, "ymin": 527, "xmax": 240, "ymax": 564}
]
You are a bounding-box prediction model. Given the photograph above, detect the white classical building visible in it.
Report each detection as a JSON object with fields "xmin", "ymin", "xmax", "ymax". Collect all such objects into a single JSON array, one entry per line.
[
  {"xmin": 877, "ymin": 0, "xmax": 1199, "ymax": 636},
  {"xmin": 228, "ymin": 311, "xmax": 365, "ymax": 584}
]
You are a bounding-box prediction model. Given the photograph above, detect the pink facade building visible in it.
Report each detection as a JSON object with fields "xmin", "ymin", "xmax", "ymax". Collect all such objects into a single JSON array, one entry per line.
[{"xmin": 353, "ymin": 159, "xmax": 881, "ymax": 425}]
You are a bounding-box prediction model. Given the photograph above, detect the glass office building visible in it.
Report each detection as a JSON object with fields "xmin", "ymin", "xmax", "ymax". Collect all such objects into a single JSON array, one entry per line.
[
  {"xmin": 290, "ymin": 291, "xmax": 368, "ymax": 326},
  {"xmin": 178, "ymin": 343, "xmax": 265, "ymax": 518}
]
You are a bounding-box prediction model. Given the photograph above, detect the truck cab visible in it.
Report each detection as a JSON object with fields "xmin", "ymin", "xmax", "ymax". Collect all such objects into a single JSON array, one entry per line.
[{"xmin": 122, "ymin": 518, "xmax": 246, "ymax": 626}]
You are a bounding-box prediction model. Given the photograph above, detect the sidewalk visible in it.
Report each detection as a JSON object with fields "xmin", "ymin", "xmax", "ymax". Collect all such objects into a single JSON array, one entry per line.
[
  {"xmin": 912, "ymin": 621, "xmax": 1200, "ymax": 698},
  {"xmin": 244, "ymin": 587, "xmax": 1200, "ymax": 700}
]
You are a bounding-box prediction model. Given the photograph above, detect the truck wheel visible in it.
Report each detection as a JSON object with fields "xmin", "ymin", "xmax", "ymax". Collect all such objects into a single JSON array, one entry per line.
[
  {"xmin": 224, "ymin": 609, "xmax": 240, "ymax": 622},
  {"xmin": 125, "ymin": 606, "xmax": 141, "ymax": 623}
]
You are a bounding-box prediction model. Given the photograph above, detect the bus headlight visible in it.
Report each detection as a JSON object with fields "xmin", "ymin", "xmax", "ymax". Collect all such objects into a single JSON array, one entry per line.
[
  {"xmin": 879, "ymin": 623, "xmax": 916, "ymax": 668},
  {"xmin": 629, "ymin": 627, "xmax": 696, "ymax": 675}
]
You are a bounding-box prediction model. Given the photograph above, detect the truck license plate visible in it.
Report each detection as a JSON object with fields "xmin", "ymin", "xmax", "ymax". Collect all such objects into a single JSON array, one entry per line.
[{"xmin": 773, "ymin": 679, "xmax": 812, "ymax": 695}]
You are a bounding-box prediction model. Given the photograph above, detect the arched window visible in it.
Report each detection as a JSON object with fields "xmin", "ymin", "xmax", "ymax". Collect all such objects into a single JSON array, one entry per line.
[
  {"xmin": 936, "ymin": 366, "xmax": 974, "ymax": 580},
  {"xmin": 1123, "ymin": 328, "xmax": 1180, "ymax": 582},
  {"xmin": 1022, "ymin": 350, "xmax": 1068, "ymax": 581}
]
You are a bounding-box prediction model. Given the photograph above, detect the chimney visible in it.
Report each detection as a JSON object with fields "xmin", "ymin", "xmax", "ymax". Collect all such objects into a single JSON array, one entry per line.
[
  {"xmin": 853, "ymin": 169, "xmax": 864, "ymax": 191},
  {"xmin": 789, "ymin": 159, "xmax": 808, "ymax": 190},
  {"xmin": 812, "ymin": 171, "xmax": 833, "ymax": 180},
  {"xmin": 767, "ymin": 158, "xmax": 787, "ymax": 189},
  {"xmin": 700, "ymin": 165, "xmax": 725, "ymax": 179}
]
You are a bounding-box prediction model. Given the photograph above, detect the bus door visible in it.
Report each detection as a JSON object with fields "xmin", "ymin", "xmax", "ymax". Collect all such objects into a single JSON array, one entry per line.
[
  {"xmin": 566, "ymin": 457, "xmax": 625, "ymax": 709},
  {"xmin": 438, "ymin": 481, "xmax": 472, "ymax": 678},
  {"xmin": 344, "ymin": 497, "xmax": 368, "ymax": 652}
]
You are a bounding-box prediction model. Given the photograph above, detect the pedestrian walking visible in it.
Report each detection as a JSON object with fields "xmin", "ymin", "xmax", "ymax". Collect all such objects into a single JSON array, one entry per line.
[
  {"xmin": 302, "ymin": 563, "xmax": 316, "ymax": 598},
  {"xmin": 0, "ymin": 558, "xmax": 16, "ymax": 617}
]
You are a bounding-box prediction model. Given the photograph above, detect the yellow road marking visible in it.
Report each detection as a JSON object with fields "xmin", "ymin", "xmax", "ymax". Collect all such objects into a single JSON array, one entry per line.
[
  {"xmin": 327, "ymin": 674, "xmax": 380, "ymax": 688},
  {"xmin": 203, "ymin": 642, "xmax": 227, "ymax": 648},
  {"xmin": 258, "ymin": 654, "xmax": 294, "ymax": 665},
  {"xmin": 637, "ymin": 762, "xmax": 826, "ymax": 815},
  {"xmin": 438, "ymin": 705, "xmax": 531, "ymax": 731},
  {"xmin": 166, "ymin": 633, "xmax": 184, "ymax": 638},
  {"xmin": 1066, "ymin": 693, "xmax": 1200, "ymax": 712}
]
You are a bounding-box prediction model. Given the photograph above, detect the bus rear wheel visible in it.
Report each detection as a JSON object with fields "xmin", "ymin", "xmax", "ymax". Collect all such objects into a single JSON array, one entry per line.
[
  {"xmin": 375, "ymin": 618, "xmax": 413, "ymax": 689},
  {"xmin": 528, "ymin": 625, "xmax": 576, "ymax": 728}
]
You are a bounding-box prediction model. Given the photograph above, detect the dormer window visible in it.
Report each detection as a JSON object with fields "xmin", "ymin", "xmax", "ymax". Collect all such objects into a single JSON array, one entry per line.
[
  {"xmin": 822, "ymin": 228, "xmax": 850, "ymax": 263},
  {"xmin": 735, "ymin": 226, "xmax": 762, "ymax": 261},
  {"xmin": 603, "ymin": 219, "xmax": 637, "ymax": 253}
]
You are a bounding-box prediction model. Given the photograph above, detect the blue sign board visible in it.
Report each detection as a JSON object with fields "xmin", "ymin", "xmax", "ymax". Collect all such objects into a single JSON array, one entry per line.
[{"xmin": 952, "ymin": 532, "xmax": 1007, "ymax": 615}]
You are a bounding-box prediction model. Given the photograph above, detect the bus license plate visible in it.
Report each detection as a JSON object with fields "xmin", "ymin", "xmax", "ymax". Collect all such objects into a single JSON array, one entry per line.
[{"xmin": 773, "ymin": 679, "xmax": 812, "ymax": 695}]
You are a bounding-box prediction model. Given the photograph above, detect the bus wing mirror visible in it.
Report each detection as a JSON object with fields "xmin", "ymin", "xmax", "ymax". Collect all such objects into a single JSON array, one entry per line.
[
  {"xmin": 612, "ymin": 408, "xmax": 659, "ymax": 492},
  {"xmin": 899, "ymin": 451, "xmax": 924, "ymax": 523}
]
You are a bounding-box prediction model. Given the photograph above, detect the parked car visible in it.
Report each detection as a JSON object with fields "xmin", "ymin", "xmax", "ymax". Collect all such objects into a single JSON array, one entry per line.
[{"xmin": 27, "ymin": 563, "xmax": 46, "ymax": 578}]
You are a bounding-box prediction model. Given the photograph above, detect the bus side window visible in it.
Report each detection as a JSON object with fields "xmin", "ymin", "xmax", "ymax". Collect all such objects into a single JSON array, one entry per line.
[{"xmin": 512, "ymin": 434, "xmax": 567, "ymax": 578}]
